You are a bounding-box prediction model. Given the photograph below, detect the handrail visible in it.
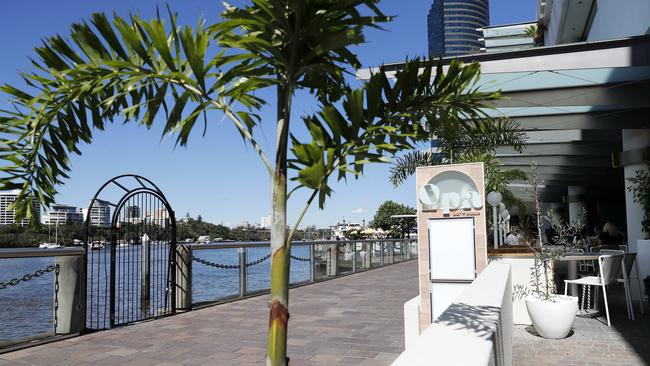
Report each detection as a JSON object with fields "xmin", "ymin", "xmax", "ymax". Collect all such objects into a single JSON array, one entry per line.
[
  {"xmin": 0, "ymin": 247, "xmax": 85, "ymax": 259},
  {"xmin": 190, "ymin": 238, "xmax": 413, "ymax": 250}
]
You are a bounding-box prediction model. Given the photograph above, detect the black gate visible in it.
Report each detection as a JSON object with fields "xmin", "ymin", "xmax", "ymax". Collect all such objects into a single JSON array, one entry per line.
[{"xmin": 84, "ymin": 175, "xmax": 176, "ymax": 330}]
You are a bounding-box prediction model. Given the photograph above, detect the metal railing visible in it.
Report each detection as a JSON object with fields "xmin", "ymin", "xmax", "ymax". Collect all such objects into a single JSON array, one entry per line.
[
  {"xmin": 183, "ymin": 238, "xmax": 418, "ymax": 308},
  {"xmin": 0, "ymin": 239, "xmax": 418, "ymax": 349},
  {"xmin": 0, "ymin": 248, "xmax": 85, "ymax": 350}
]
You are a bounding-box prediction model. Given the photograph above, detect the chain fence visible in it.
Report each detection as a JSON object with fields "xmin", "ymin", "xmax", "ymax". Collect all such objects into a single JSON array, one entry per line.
[
  {"xmin": 0, "ymin": 264, "xmax": 60, "ymax": 289},
  {"xmin": 192, "ymin": 253, "xmax": 272, "ymax": 269},
  {"xmin": 290, "ymin": 255, "xmax": 310, "ymax": 262}
]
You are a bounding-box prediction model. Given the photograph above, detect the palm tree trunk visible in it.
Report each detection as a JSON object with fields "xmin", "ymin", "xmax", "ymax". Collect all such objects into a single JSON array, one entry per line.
[{"xmin": 267, "ymin": 85, "xmax": 292, "ymax": 366}]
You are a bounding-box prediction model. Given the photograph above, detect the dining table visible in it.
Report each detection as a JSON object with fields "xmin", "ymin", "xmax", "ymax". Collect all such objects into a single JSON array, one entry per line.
[{"xmin": 559, "ymin": 252, "xmax": 601, "ymax": 296}]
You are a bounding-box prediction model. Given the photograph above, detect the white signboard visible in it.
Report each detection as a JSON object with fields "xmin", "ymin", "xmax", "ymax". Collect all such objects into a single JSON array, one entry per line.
[{"xmin": 428, "ymin": 217, "xmax": 475, "ymax": 281}]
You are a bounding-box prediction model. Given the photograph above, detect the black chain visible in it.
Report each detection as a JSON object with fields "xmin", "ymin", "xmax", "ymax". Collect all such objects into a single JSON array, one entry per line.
[
  {"xmin": 290, "ymin": 255, "xmax": 310, "ymax": 262},
  {"xmin": 0, "ymin": 264, "xmax": 59, "ymax": 289},
  {"xmin": 246, "ymin": 254, "xmax": 271, "ymax": 267},
  {"xmin": 192, "ymin": 256, "xmax": 240, "ymax": 269}
]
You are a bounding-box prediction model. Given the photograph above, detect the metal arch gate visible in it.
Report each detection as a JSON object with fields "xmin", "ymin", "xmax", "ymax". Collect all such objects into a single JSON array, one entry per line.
[{"xmin": 84, "ymin": 175, "xmax": 177, "ymax": 330}]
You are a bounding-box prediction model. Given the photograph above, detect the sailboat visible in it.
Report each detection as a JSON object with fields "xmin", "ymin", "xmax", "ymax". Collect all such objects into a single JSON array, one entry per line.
[{"xmin": 39, "ymin": 221, "xmax": 63, "ymax": 249}]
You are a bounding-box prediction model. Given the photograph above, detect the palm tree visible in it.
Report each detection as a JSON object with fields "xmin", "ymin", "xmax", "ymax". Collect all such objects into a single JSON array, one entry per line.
[
  {"xmin": 388, "ymin": 103, "xmax": 528, "ymax": 201},
  {"xmin": 0, "ymin": 1, "xmax": 504, "ymax": 364}
]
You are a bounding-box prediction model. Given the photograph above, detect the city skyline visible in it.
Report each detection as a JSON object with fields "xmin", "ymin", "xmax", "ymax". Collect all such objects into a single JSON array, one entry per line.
[{"xmin": 0, "ymin": 0, "xmax": 536, "ymax": 228}]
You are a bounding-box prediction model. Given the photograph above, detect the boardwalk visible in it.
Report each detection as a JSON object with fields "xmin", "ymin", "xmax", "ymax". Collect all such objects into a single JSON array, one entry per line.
[
  {"xmin": 0, "ymin": 261, "xmax": 419, "ymax": 366},
  {"xmin": 2, "ymin": 260, "xmax": 649, "ymax": 365}
]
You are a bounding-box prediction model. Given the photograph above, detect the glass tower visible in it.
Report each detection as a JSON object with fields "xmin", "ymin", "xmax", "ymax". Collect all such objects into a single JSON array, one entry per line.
[{"xmin": 427, "ymin": 0, "xmax": 489, "ymax": 58}]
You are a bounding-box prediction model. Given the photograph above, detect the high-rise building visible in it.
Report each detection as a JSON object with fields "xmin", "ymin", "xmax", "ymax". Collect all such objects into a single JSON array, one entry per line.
[
  {"xmin": 427, "ymin": 0, "xmax": 489, "ymax": 58},
  {"xmin": 83, "ymin": 199, "xmax": 111, "ymax": 227},
  {"xmin": 0, "ymin": 190, "xmax": 41, "ymax": 226},
  {"xmin": 42, "ymin": 204, "xmax": 83, "ymax": 225},
  {"xmin": 261, "ymin": 214, "xmax": 272, "ymax": 229}
]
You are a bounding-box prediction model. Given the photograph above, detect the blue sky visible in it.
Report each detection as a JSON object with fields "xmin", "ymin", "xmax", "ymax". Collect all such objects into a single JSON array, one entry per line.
[{"xmin": 0, "ymin": 0, "xmax": 536, "ymax": 228}]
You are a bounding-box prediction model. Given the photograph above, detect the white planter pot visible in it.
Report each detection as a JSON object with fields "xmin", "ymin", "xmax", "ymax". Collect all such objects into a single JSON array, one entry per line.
[{"xmin": 525, "ymin": 295, "xmax": 578, "ymax": 339}]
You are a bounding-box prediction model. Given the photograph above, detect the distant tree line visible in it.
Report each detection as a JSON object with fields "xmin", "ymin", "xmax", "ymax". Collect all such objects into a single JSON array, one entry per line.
[{"xmin": 0, "ymin": 218, "xmax": 327, "ymax": 247}]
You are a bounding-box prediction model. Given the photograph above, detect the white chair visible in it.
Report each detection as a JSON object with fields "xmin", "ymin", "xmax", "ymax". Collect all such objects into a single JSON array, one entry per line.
[
  {"xmin": 600, "ymin": 250, "xmax": 637, "ymax": 320},
  {"xmin": 565, "ymin": 254, "xmax": 624, "ymax": 326},
  {"xmin": 620, "ymin": 252, "xmax": 644, "ymax": 318}
]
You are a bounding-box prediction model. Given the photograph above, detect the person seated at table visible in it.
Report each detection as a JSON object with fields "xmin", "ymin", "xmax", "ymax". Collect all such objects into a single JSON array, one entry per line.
[
  {"xmin": 506, "ymin": 227, "xmax": 520, "ymax": 246},
  {"xmin": 598, "ymin": 222, "xmax": 625, "ymax": 245}
]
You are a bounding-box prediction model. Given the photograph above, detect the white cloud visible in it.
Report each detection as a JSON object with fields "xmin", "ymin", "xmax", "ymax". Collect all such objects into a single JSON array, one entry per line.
[{"xmin": 352, "ymin": 208, "xmax": 364, "ymax": 214}]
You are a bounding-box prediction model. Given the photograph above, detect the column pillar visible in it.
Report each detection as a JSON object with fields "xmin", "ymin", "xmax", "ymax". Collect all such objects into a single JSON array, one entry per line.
[
  {"xmin": 55, "ymin": 255, "xmax": 85, "ymax": 334},
  {"xmin": 568, "ymin": 186, "xmax": 587, "ymax": 225},
  {"xmin": 622, "ymin": 129, "xmax": 650, "ymax": 296},
  {"xmin": 175, "ymin": 245, "xmax": 192, "ymax": 311},
  {"xmin": 326, "ymin": 244, "xmax": 338, "ymax": 276}
]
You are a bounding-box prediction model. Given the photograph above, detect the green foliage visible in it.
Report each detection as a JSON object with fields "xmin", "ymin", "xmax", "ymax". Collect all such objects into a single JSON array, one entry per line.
[
  {"xmin": 371, "ymin": 200, "xmax": 415, "ymax": 238},
  {"xmin": 0, "ymin": 2, "xmax": 519, "ymax": 362},
  {"xmin": 627, "ymin": 161, "xmax": 650, "ymax": 239},
  {"xmin": 176, "ymin": 218, "xmax": 230, "ymax": 241},
  {"xmin": 388, "ymin": 73, "xmax": 527, "ymax": 190}
]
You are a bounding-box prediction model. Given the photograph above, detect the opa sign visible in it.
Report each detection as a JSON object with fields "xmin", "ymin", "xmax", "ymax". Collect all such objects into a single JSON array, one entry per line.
[{"xmin": 418, "ymin": 171, "xmax": 483, "ymax": 214}]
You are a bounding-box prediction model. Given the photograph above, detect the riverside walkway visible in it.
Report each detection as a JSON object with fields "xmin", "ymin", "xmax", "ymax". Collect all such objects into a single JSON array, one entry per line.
[
  {"xmin": 0, "ymin": 261, "xmax": 418, "ymax": 366},
  {"xmin": 2, "ymin": 260, "xmax": 649, "ymax": 365}
]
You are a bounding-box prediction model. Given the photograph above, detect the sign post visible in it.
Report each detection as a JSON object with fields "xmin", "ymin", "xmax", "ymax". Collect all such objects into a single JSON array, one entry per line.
[{"xmin": 415, "ymin": 163, "xmax": 488, "ymax": 331}]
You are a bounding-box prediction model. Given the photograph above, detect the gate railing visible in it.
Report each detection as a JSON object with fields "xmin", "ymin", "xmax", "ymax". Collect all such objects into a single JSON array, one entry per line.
[
  {"xmin": 0, "ymin": 247, "xmax": 85, "ymax": 349},
  {"xmin": 181, "ymin": 238, "xmax": 418, "ymax": 309}
]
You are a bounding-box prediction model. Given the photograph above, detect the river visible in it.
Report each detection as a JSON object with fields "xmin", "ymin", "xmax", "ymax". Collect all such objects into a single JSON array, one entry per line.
[{"xmin": 0, "ymin": 245, "xmax": 314, "ymax": 344}]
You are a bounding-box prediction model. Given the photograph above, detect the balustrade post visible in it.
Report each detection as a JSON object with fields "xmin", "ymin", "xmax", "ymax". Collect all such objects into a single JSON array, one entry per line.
[
  {"xmin": 175, "ymin": 244, "xmax": 192, "ymax": 311},
  {"xmin": 55, "ymin": 255, "xmax": 85, "ymax": 334},
  {"xmin": 140, "ymin": 234, "xmax": 151, "ymax": 317},
  {"xmin": 309, "ymin": 245, "xmax": 315, "ymax": 282},
  {"xmin": 326, "ymin": 244, "xmax": 338, "ymax": 276},
  {"xmin": 239, "ymin": 248, "xmax": 247, "ymax": 297},
  {"xmin": 363, "ymin": 243, "xmax": 371, "ymax": 269},
  {"xmin": 380, "ymin": 242, "xmax": 385, "ymax": 266}
]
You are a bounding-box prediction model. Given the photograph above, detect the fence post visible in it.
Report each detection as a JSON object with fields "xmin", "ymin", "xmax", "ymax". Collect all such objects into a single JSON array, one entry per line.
[
  {"xmin": 140, "ymin": 233, "xmax": 151, "ymax": 317},
  {"xmin": 388, "ymin": 241, "xmax": 394, "ymax": 264},
  {"xmin": 326, "ymin": 244, "xmax": 338, "ymax": 276},
  {"xmin": 380, "ymin": 242, "xmax": 385, "ymax": 266},
  {"xmin": 352, "ymin": 243, "xmax": 357, "ymax": 273},
  {"xmin": 55, "ymin": 255, "xmax": 85, "ymax": 334},
  {"xmin": 363, "ymin": 243, "xmax": 372, "ymax": 269},
  {"xmin": 310, "ymin": 245, "xmax": 315, "ymax": 282},
  {"xmin": 239, "ymin": 248, "xmax": 247, "ymax": 297},
  {"xmin": 175, "ymin": 244, "xmax": 192, "ymax": 311}
]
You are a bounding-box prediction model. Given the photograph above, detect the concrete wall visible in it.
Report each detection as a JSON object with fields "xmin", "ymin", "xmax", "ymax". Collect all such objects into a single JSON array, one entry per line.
[{"xmin": 394, "ymin": 262, "xmax": 512, "ymax": 366}]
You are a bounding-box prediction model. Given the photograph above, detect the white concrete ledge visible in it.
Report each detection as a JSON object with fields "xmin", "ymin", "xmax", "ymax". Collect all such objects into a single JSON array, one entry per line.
[{"xmin": 393, "ymin": 262, "xmax": 512, "ymax": 366}]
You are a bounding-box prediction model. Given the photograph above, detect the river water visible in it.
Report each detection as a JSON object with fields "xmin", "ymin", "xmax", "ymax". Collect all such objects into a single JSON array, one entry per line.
[{"xmin": 0, "ymin": 245, "xmax": 314, "ymax": 344}]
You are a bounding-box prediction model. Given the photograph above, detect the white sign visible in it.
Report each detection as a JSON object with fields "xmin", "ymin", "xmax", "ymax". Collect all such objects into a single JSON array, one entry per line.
[{"xmin": 418, "ymin": 171, "xmax": 483, "ymax": 214}]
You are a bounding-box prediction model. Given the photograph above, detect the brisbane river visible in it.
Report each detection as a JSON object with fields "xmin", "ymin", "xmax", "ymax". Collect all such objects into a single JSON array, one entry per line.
[{"xmin": 0, "ymin": 245, "xmax": 312, "ymax": 344}]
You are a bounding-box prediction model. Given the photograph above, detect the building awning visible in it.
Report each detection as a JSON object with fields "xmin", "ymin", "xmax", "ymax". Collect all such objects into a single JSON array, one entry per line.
[{"xmin": 357, "ymin": 35, "xmax": 650, "ymax": 202}]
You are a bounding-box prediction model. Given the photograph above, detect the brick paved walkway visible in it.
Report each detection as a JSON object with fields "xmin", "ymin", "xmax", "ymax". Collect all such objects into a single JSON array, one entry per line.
[
  {"xmin": 3, "ymin": 260, "xmax": 649, "ymax": 365},
  {"xmin": 513, "ymin": 285, "xmax": 650, "ymax": 366},
  {"xmin": 0, "ymin": 261, "xmax": 418, "ymax": 366}
]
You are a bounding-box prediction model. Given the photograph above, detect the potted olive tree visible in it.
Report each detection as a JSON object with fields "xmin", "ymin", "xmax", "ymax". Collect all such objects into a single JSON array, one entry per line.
[{"xmin": 514, "ymin": 163, "xmax": 585, "ymax": 339}]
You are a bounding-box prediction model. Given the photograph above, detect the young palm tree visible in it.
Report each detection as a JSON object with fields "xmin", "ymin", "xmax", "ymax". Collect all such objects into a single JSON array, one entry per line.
[
  {"xmin": 0, "ymin": 1, "xmax": 504, "ymax": 364},
  {"xmin": 388, "ymin": 101, "xmax": 528, "ymax": 197}
]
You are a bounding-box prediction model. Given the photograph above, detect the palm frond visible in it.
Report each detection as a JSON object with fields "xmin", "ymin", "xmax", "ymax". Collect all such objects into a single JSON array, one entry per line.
[{"xmin": 389, "ymin": 151, "xmax": 443, "ymax": 187}]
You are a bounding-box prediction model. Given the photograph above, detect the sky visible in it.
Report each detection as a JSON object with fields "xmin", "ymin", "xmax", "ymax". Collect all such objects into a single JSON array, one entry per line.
[{"xmin": 0, "ymin": 0, "xmax": 536, "ymax": 228}]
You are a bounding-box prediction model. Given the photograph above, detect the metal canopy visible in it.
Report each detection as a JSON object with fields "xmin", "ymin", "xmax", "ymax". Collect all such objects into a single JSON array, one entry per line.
[{"xmin": 357, "ymin": 35, "xmax": 650, "ymax": 201}]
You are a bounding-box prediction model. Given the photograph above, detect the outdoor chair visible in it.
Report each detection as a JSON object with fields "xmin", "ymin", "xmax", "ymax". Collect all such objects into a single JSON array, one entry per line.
[
  {"xmin": 565, "ymin": 253, "xmax": 625, "ymax": 326},
  {"xmin": 600, "ymin": 250, "xmax": 645, "ymax": 320}
]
